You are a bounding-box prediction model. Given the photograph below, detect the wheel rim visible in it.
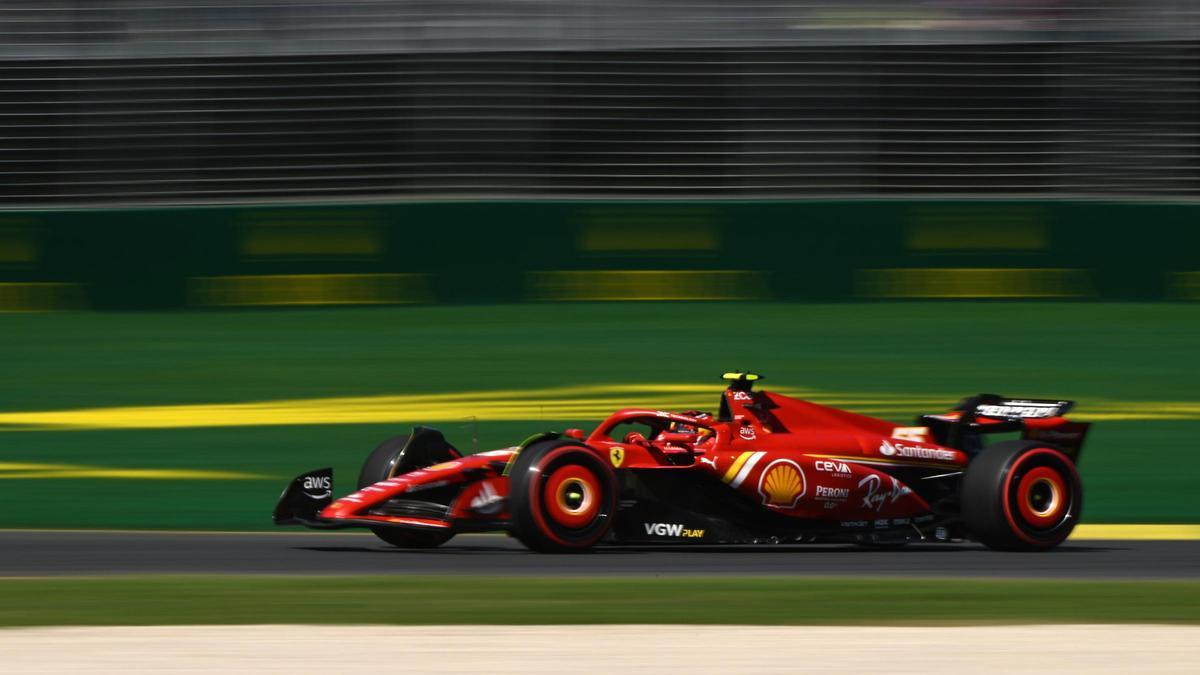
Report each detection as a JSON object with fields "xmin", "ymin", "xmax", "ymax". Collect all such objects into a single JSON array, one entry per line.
[
  {"xmin": 1016, "ymin": 466, "xmax": 1067, "ymax": 527},
  {"xmin": 1001, "ymin": 447, "xmax": 1080, "ymax": 545},
  {"xmin": 543, "ymin": 464, "xmax": 601, "ymax": 529}
]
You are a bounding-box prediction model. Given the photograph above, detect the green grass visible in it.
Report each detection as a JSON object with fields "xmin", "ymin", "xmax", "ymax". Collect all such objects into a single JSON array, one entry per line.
[
  {"xmin": 1, "ymin": 303, "xmax": 1198, "ymax": 529},
  {"xmin": 1, "ymin": 576, "xmax": 1197, "ymax": 627},
  {"xmin": 3, "ymin": 303, "xmax": 1199, "ymax": 409}
]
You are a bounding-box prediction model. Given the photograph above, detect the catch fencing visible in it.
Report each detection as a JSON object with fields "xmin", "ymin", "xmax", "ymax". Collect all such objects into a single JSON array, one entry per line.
[{"xmin": 0, "ymin": 1, "xmax": 1197, "ymax": 204}]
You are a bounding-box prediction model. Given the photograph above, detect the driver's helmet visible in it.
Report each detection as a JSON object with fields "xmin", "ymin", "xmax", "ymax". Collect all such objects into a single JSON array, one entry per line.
[{"xmin": 670, "ymin": 410, "xmax": 713, "ymax": 436}]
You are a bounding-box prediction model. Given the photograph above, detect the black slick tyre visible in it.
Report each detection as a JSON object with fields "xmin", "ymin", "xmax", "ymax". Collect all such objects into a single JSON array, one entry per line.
[
  {"xmin": 508, "ymin": 440, "xmax": 618, "ymax": 553},
  {"xmin": 962, "ymin": 440, "xmax": 1082, "ymax": 551},
  {"xmin": 358, "ymin": 431, "xmax": 461, "ymax": 548}
]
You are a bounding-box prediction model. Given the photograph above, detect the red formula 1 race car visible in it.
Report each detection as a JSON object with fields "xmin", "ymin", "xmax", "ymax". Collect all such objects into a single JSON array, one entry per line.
[{"xmin": 274, "ymin": 373, "xmax": 1088, "ymax": 552}]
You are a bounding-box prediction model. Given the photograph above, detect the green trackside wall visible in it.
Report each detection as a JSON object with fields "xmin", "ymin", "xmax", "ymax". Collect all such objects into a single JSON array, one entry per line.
[{"xmin": 0, "ymin": 200, "xmax": 1197, "ymax": 309}]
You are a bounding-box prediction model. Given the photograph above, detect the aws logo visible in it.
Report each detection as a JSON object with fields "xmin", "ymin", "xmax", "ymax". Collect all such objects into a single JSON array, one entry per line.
[
  {"xmin": 757, "ymin": 459, "xmax": 806, "ymax": 509},
  {"xmin": 301, "ymin": 475, "xmax": 332, "ymax": 499}
]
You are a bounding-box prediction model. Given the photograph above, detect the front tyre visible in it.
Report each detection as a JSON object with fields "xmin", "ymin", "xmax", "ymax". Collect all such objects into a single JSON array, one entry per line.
[
  {"xmin": 358, "ymin": 431, "xmax": 460, "ymax": 549},
  {"xmin": 962, "ymin": 441, "xmax": 1082, "ymax": 551},
  {"xmin": 509, "ymin": 440, "xmax": 618, "ymax": 553}
]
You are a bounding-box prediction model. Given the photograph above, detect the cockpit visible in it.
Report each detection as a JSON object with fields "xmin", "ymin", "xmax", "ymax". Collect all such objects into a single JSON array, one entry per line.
[
  {"xmin": 585, "ymin": 408, "xmax": 721, "ymax": 465},
  {"xmin": 582, "ymin": 373, "xmax": 766, "ymax": 466}
]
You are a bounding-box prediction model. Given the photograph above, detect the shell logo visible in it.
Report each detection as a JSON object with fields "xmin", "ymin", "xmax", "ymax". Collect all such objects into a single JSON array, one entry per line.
[{"xmin": 757, "ymin": 459, "xmax": 806, "ymax": 509}]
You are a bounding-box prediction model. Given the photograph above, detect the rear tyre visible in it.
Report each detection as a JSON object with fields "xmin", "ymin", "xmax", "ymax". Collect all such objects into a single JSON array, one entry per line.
[
  {"xmin": 962, "ymin": 440, "xmax": 1082, "ymax": 551},
  {"xmin": 509, "ymin": 440, "xmax": 618, "ymax": 553},
  {"xmin": 358, "ymin": 432, "xmax": 461, "ymax": 548}
]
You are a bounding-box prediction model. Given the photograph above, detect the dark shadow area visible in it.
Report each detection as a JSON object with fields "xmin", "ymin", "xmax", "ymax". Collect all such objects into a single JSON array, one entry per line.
[{"xmin": 294, "ymin": 542, "xmax": 1127, "ymax": 556}]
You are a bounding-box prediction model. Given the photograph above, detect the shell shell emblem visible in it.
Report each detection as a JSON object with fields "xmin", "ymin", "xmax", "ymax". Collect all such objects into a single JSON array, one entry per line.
[{"xmin": 757, "ymin": 459, "xmax": 806, "ymax": 509}]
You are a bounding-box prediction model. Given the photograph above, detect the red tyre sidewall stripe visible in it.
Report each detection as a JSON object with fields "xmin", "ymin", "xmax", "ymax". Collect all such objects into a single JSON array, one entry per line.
[
  {"xmin": 1001, "ymin": 447, "xmax": 1077, "ymax": 545},
  {"xmin": 543, "ymin": 464, "xmax": 600, "ymax": 528},
  {"xmin": 1016, "ymin": 466, "xmax": 1067, "ymax": 526},
  {"xmin": 526, "ymin": 445, "xmax": 610, "ymax": 549}
]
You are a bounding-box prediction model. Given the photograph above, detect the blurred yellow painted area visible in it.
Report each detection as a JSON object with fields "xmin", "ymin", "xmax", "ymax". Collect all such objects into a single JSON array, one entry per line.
[
  {"xmin": 189, "ymin": 273, "xmax": 432, "ymax": 307},
  {"xmin": 579, "ymin": 224, "xmax": 718, "ymax": 252},
  {"xmin": 856, "ymin": 268, "xmax": 1091, "ymax": 298},
  {"xmin": 0, "ymin": 226, "xmax": 38, "ymax": 263},
  {"xmin": 575, "ymin": 206, "xmax": 719, "ymax": 252},
  {"xmin": 0, "ymin": 383, "xmax": 1197, "ymax": 431},
  {"xmin": 239, "ymin": 221, "xmax": 383, "ymax": 258},
  {"xmin": 0, "ymin": 383, "xmax": 736, "ymax": 430},
  {"xmin": 528, "ymin": 270, "xmax": 768, "ymax": 301},
  {"xmin": 906, "ymin": 224, "xmax": 1046, "ymax": 250},
  {"xmin": 1171, "ymin": 271, "xmax": 1199, "ymax": 300},
  {"xmin": 0, "ymin": 282, "xmax": 87, "ymax": 312},
  {"xmin": 0, "ymin": 462, "xmax": 265, "ymax": 480},
  {"xmin": 1071, "ymin": 524, "xmax": 1200, "ymax": 540},
  {"xmin": 904, "ymin": 206, "xmax": 1047, "ymax": 250}
]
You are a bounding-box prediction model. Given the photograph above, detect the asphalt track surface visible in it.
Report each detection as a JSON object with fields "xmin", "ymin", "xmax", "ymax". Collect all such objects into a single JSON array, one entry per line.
[{"xmin": 3, "ymin": 530, "xmax": 1198, "ymax": 579}]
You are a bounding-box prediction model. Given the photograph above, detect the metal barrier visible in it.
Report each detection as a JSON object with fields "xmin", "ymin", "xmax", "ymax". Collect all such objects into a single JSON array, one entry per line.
[
  {"xmin": 4, "ymin": 2, "xmax": 1196, "ymax": 59},
  {"xmin": 0, "ymin": 2, "xmax": 1196, "ymax": 205}
]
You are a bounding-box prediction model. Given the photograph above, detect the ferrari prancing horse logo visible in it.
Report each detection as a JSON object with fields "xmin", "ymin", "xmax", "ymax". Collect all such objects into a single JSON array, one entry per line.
[{"xmin": 610, "ymin": 447, "xmax": 625, "ymax": 468}]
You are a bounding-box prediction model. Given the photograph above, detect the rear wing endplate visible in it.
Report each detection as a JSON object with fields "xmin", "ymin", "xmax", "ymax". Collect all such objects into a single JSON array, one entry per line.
[{"xmin": 921, "ymin": 394, "xmax": 1089, "ymax": 461}]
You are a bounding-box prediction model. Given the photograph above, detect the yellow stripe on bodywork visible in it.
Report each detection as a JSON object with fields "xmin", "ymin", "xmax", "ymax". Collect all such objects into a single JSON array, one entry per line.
[{"xmin": 722, "ymin": 452, "xmax": 753, "ymax": 483}]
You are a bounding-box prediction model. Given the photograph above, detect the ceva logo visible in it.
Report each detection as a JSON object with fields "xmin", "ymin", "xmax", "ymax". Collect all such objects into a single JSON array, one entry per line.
[{"xmin": 815, "ymin": 460, "xmax": 851, "ymax": 474}]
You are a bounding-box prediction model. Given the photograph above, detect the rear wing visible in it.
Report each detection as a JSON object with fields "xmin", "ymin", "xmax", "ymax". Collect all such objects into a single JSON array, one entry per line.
[
  {"xmin": 974, "ymin": 399, "xmax": 1073, "ymax": 420},
  {"xmin": 920, "ymin": 394, "xmax": 1089, "ymax": 461}
]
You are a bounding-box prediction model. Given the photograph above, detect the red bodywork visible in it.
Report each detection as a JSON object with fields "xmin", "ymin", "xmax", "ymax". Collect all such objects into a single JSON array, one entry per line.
[{"xmin": 298, "ymin": 384, "xmax": 1084, "ymax": 540}]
